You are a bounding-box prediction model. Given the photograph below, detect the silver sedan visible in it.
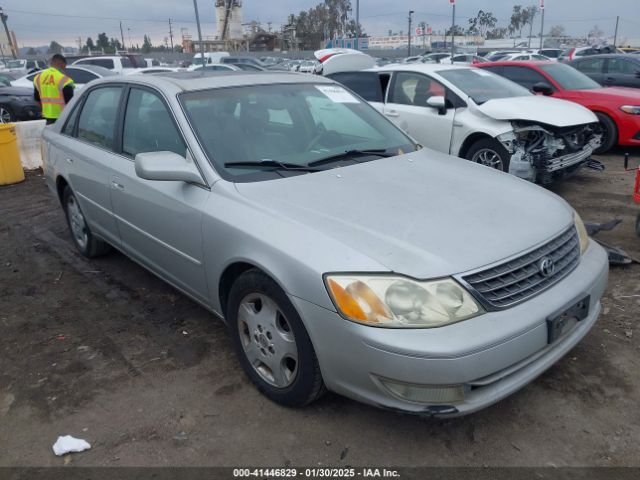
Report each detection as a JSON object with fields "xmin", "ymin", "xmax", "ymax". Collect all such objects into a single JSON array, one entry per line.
[{"xmin": 42, "ymin": 71, "xmax": 608, "ymax": 416}]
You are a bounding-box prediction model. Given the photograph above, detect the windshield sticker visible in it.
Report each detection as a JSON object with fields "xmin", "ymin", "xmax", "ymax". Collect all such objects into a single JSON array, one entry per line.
[
  {"xmin": 473, "ymin": 70, "xmax": 492, "ymax": 77},
  {"xmin": 315, "ymin": 85, "xmax": 360, "ymax": 103}
]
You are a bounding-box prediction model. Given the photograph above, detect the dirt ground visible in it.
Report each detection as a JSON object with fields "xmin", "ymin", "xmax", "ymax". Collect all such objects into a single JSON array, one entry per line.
[{"xmin": 1, "ymin": 151, "xmax": 639, "ymax": 468}]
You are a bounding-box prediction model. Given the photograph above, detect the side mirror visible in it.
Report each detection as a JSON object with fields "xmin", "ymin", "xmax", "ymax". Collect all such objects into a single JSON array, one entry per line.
[
  {"xmin": 134, "ymin": 151, "xmax": 204, "ymax": 185},
  {"xmin": 426, "ymin": 95, "xmax": 447, "ymax": 115},
  {"xmin": 532, "ymin": 82, "xmax": 554, "ymax": 96}
]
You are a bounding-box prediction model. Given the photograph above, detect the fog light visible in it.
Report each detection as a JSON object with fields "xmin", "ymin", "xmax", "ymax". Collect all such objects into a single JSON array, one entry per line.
[{"xmin": 378, "ymin": 378, "xmax": 466, "ymax": 404}]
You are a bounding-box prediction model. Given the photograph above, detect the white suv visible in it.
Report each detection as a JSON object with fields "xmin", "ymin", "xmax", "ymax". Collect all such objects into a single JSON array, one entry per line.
[{"xmin": 72, "ymin": 56, "xmax": 136, "ymax": 74}]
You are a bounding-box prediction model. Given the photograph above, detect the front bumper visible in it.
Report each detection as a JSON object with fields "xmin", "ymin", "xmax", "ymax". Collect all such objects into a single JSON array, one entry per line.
[{"xmin": 292, "ymin": 240, "xmax": 608, "ymax": 416}]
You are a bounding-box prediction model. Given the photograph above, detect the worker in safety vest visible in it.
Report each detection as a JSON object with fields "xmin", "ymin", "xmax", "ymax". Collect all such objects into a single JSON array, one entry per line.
[{"xmin": 33, "ymin": 54, "xmax": 75, "ymax": 125}]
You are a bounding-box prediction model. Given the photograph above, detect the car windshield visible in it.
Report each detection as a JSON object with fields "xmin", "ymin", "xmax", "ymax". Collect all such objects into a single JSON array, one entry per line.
[
  {"xmin": 437, "ymin": 68, "xmax": 532, "ymax": 105},
  {"xmin": 180, "ymin": 83, "xmax": 415, "ymax": 181},
  {"xmin": 538, "ymin": 63, "xmax": 601, "ymax": 90},
  {"xmin": 6, "ymin": 60, "xmax": 24, "ymax": 68}
]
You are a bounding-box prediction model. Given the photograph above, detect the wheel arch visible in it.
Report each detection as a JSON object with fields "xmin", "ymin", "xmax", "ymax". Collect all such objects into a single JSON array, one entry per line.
[
  {"xmin": 56, "ymin": 175, "xmax": 70, "ymax": 205},
  {"xmin": 458, "ymin": 132, "xmax": 495, "ymax": 159}
]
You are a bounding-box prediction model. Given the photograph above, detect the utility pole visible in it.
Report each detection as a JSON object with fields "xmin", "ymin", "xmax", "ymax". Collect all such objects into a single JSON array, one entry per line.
[
  {"xmin": 450, "ymin": 0, "xmax": 456, "ymax": 60},
  {"xmin": 0, "ymin": 7, "xmax": 16, "ymax": 59},
  {"xmin": 408, "ymin": 10, "xmax": 414, "ymax": 57},
  {"xmin": 613, "ymin": 15, "xmax": 620, "ymax": 47},
  {"xmin": 192, "ymin": 0, "xmax": 206, "ymax": 69},
  {"xmin": 528, "ymin": 8, "xmax": 536, "ymax": 48},
  {"xmin": 168, "ymin": 19, "xmax": 174, "ymax": 52},
  {"xmin": 355, "ymin": 0, "xmax": 360, "ymax": 51},
  {"xmin": 128, "ymin": 28, "xmax": 132, "ymax": 50},
  {"xmin": 539, "ymin": 0, "xmax": 545, "ymax": 49},
  {"xmin": 119, "ymin": 21, "xmax": 125, "ymax": 51}
]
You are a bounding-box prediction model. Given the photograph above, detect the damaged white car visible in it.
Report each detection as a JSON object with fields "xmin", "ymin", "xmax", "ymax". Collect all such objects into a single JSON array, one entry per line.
[{"xmin": 322, "ymin": 52, "xmax": 601, "ymax": 184}]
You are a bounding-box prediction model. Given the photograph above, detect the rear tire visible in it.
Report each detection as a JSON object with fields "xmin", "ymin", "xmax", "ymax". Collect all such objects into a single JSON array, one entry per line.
[
  {"xmin": 62, "ymin": 186, "xmax": 111, "ymax": 258},
  {"xmin": 593, "ymin": 112, "xmax": 617, "ymax": 154},
  {"xmin": 466, "ymin": 138, "xmax": 511, "ymax": 173},
  {"xmin": 226, "ymin": 269, "xmax": 325, "ymax": 407}
]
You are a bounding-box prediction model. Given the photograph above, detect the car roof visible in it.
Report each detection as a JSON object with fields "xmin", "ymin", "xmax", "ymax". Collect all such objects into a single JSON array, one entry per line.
[
  {"xmin": 478, "ymin": 60, "xmax": 554, "ymax": 67},
  {"xmin": 67, "ymin": 64, "xmax": 116, "ymax": 76},
  {"xmin": 97, "ymin": 71, "xmax": 334, "ymax": 92},
  {"xmin": 375, "ymin": 63, "xmax": 472, "ymax": 73},
  {"xmin": 571, "ymin": 53, "xmax": 638, "ymax": 60}
]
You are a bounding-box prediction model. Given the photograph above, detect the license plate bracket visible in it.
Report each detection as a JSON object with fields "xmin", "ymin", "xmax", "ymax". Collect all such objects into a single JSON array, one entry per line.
[{"xmin": 546, "ymin": 295, "xmax": 590, "ymax": 344}]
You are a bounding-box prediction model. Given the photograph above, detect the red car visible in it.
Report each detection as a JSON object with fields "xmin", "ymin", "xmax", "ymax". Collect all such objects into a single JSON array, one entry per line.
[{"xmin": 477, "ymin": 61, "xmax": 640, "ymax": 153}]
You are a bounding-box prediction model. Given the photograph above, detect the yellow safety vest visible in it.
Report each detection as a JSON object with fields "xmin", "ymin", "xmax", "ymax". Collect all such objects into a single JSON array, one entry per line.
[{"xmin": 33, "ymin": 67, "xmax": 74, "ymax": 120}]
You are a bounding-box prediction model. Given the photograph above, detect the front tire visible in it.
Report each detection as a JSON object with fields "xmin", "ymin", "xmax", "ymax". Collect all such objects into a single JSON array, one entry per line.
[
  {"xmin": 0, "ymin": 106, "xmax": 15, "ymax": 124},
  {"xmin": 593, "ymin": 112, "xmax": 617, "ymax": 154},
  {"xmin": 466, "ymin": 138, "xmax": 511, "ymax": 173},
  {"xmin": 62, "ymin": 186, "xmax": 111, "ymax": 258},
  {"xmin": 226, "ymin": 269, "xmax": 325, "ymax": 407}
]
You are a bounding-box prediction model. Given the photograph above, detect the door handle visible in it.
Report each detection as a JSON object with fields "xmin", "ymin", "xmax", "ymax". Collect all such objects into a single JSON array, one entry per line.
[
  {"xmin": 111, "ymin": 179, "xmax": 125, "ymax": 191},
  {"xmin": 385, "ymin": 110, "xmax": 400, "ymax": 118}
]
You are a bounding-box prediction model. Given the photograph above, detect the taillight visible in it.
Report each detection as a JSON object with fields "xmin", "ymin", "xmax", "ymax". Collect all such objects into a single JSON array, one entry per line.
[{"xmin": 569, "ymin": 48, "xmax": 576, "ymax": 60}]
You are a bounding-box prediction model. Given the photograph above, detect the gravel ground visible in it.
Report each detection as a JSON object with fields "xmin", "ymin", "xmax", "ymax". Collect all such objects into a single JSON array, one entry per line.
[{"xmin": 1, "ymin": 151, "xmax": 639, "ymax": 468}]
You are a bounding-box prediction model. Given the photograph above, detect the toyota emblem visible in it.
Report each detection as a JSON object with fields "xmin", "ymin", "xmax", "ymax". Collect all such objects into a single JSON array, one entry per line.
[{"xmin": 539, "ymin": 257, "xmax": 556, "ymax": 278}]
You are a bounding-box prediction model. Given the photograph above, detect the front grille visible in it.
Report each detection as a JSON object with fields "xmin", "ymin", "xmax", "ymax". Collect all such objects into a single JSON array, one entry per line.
[{"xmin": 462, "ymin": 227, "xmax": 580, "ymax": 310}]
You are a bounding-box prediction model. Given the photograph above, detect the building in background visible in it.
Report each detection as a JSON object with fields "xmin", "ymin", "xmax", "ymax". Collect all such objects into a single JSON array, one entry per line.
[{"xmin": 216, "ymin": 0, "xmax": 243, "ymax": 41}]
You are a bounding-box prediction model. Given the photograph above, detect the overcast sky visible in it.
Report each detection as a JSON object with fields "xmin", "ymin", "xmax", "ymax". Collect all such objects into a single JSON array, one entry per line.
[{"xmin": 4, "ymin": 0, "xmax": 639, "ymax": 48}]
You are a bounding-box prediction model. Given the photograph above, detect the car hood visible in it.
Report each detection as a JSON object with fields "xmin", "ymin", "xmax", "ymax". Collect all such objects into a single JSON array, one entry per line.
[
  {"xmin": 477, "ymin": 95, "xmax": 598, "ymax": 126},
  {"xmin": 234, "ymin": 150, "xmax": 574, "ymax": 279},
  {"xmin": 0, "ymin": 86, "xmax": 33, "ymax": 96}
]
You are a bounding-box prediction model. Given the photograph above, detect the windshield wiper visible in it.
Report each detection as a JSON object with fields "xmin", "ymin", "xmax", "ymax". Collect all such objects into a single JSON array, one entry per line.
[
  {"xmin": 307, "ymin": 149, "xmax": 395, "ymax": 167},
  {"xmin": 224, "ymin": 160, "xmax": 322, "ymax": 172}
]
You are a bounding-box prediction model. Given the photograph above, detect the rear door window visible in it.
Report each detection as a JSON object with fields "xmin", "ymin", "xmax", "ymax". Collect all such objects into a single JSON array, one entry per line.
[
  {"xmin": 76, "ymin": 87, "xmax": 123, "ymax": 150},
  {"xmin": 327, "ymin": 72, "xmax": 384, "ymax": 102},
  {"xmin": 499, "ymin": 66, "xmax": 548, "ymax": 90},
  {"xmin": 576, "ymin": 58, "xmax": 605, "ymax": 73},
  {"xmin": 67, "ymin": 68, "xmax": 99, "ymax": 84},
  {"xmin": 607, "ymin": 58, "xmax": 637, "ymax": 75}
]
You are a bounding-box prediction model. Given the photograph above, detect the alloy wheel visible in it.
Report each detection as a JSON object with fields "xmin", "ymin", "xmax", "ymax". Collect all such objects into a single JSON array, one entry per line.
[
  {"xmin": 0, "ymin": 108, "xmax": 12, "ymax": 124},
  {"xmin": 237, "ymin": 293, "xmax": 299, "ymax": 388},
  {"xmin": 472, "ymin": 148, "xmax": 504, "ymax": 170},
  {"xmin": 66, "ymin": 195, "xmax": 89, "ymax": 250}
]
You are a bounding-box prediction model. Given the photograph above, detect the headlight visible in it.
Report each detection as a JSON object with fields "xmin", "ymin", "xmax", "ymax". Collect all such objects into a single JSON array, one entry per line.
[
  {"xmin": 574, "ymin": 212, "xmax": 589, "ymax": 254},
  {"xmin": 620, "ymin": 105, "xmax": 640, "ymax": 115},
  {"xmin": 324, "ymin": 275, "xmax": 484, "ymax": 328}
]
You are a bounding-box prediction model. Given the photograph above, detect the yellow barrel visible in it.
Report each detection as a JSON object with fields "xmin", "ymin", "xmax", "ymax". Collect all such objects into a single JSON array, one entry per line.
[{"xmin": 0, "ymin": 124, "xmax": 25, "ymax": 186}]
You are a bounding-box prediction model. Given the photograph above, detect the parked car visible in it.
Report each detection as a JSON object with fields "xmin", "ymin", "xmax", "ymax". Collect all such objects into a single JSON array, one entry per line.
[
  {"xmin": 189, "ymin": 52, "xmax": 230, "ymax": 70},
  {"xmin": 191, "ymin": 64, "xmax": 241, "ymax": 72},
  {"xmin": 559, "ymin": 45, "xmax": 623, "ymax": 63},
  {"xmin": 1, "ymin": 59, "xmax": 46, "ymax": 74},
  {"xmin": 298, "ymin": 60, "xmax": 319, "ymax": 73},
  {"xmin": 327, "ymin": 61, "xmax": 601, "ymax": 184},
  {"xmin": 126, "ymin": 67, "xmax": 184, "ymax": 75},
  {"xmin": 0, "ymin": 86, "xmax": 41, "ymax": 123},
  {"xmin": 439, "ymin": 54, "xmax": 488, "ymax": 65},
  {"xmin": 0, "ymin": 71, "xmax": 18, "ymax": 87},
  {"xmin": 478, "ymin": 61, "xmax": 640, "ymax": 152},
  {"xmin": 12, "ymin": 65, "xmax": 116, "ymax": 91},
  {"xmin": 569, "ymin": 54, "xmax": 640, "ymax": 89},
  {"xmin": 526, "ymin": 49, "xmax": 564, "ymax": 61},
  {"xmin": 421, "ymin": 53, "xmax": 452, "ymax": 63},
  {"xmin": 500, "ymin": 53, "xmax": 552, "ymax": 62},
  {"xmin": 42, "ymin": 71, "xmax": 608, "ymax": 416},
  {"xmin": 221, "ymin": 56, "xmax": 266, "ymax": 68},
  {"xmin": 72, "ymin": 56, "xmax": 136, "ymax": 74}
]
